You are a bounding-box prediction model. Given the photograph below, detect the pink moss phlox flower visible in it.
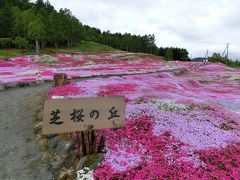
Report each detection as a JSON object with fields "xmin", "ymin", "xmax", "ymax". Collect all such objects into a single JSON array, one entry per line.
[{"xmin": 49, "ymin": 82, "xmax": 84, "ymax": 99}]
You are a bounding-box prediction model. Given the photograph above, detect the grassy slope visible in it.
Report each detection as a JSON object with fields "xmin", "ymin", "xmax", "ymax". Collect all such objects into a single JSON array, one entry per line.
[
  {"xmin": 0, "ymin": 49, "xmax": 34, "ymax": 58},
  {"xmin": 0, "ymin": 41, "xmax": 122, "ymax": 58}
]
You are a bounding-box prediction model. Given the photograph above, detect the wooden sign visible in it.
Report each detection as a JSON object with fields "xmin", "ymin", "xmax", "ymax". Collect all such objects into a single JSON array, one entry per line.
[{"xmin": 42, "ymin": 96, "xmax": 125, "ymax": 135}]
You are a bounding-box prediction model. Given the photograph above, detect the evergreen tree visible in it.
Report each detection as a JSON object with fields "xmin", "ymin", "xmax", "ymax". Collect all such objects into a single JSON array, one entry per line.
[
  {"xmin": 0, "ymin": 3, "xmax": 13, "ymax": 37},
  {"xmin": 165, "ymin": 48, "xmax": 173, "ymax": 61}
]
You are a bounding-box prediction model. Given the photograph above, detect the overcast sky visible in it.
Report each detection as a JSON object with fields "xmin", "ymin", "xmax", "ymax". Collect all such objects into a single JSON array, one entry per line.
[{"xmin": 43, "ymin": 0, "xmax": 240, "ymax": 59}]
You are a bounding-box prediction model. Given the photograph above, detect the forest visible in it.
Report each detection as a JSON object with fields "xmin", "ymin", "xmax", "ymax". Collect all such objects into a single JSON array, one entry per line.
[{"xmin": 0, "ymin": 0, "xmax": 189, "ymax": 60}]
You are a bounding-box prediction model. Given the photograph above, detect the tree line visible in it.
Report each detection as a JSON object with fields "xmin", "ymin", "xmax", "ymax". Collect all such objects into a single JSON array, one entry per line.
[
  {"xmin": 209, "ymin": 53, "xmax": 240, "ymax": 67},
  {"xmin": 0, "ymin": 0, "xmax": 189, "ymax": 60}
]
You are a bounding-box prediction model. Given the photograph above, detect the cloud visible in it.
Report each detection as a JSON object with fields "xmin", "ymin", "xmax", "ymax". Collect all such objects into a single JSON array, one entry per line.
[{"xmin": 45, "ymin": 0, "xmax": 240, "ymax": 58}]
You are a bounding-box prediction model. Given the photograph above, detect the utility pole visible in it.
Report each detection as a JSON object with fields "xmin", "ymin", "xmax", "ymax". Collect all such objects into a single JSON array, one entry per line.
[
  {"xmin": 205, "ymin": 49, "xmax": 209, "ymax": 58},
  {"xmin": 222, "ymin": 43, "xmax": 229, "ymax": 65},
  {"xmin": 204, "ymin": 49, "xmax": 209, "ymax": 63},
  {"xmin": 226, "ymin": 43, "xmax": 229, "ymax": 59},
  {"xmin": 222, "ymin": 43, "xmax": 229, "ymax": 58}
]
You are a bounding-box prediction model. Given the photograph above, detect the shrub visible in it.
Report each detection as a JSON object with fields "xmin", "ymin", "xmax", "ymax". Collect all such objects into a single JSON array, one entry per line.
[
  {"xmin": 0, "ymin": 38, "xmax": 13, "ymax": 48},
  {"xmin": 15, "ymin": 36, "xmax": 29, "ymax": 49}
]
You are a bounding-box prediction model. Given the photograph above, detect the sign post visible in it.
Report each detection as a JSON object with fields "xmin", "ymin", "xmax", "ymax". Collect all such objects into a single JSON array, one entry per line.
[
  {"xmin": 46, "ymin": 73, "xmax": 125, "ymax": 158},
  {"xmin": 42, "ymin": 96, "xmax": 125, "ymax": 134},
  {"xmin": 42, "ymin": 96, "xmax": 125, "ymax": 157}
]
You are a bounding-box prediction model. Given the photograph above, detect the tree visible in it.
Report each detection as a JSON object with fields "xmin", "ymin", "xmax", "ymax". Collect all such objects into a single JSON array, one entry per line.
[
  {"xmin": 165, "ymin": 48, "xmax": 173, "ymax": 61},
  {"xmin": 0, "ymin": 4, "xmax": 13, "ymax": 37},
  {"xmin": 22, "ymin": 9, "xmax": 36, "ymax": 37},
  {"xmin": 47, "ymin": 12, "xmax": 64, "ymax": 48},
  {"xmin": 158, "ymin": 47, "xmax": 165, "ymax": 56},
  {"xmin": 83, "ymin": 25, "xmax": 101, "ymax": 43},
  {"xmin": 11, "ymin": 6, "xmax": 24, "ymax": 37},
  {"xmin": 27, "ymin": 18, "xmax": 45, "ymax": 54},
  {"xmin": 179, "ymin": 48, "xmax": 189, "ymax": 60},
  {"xmin": 0, "ymin": 38, "xmax": 13, "ymax": 48},
  {"xmin": 15, "ymin": 36, "xmax": 28, "ymax": 48},
  {"xmin": 209, "ymin": 53, "xmax": 223, "ymax": 62}
]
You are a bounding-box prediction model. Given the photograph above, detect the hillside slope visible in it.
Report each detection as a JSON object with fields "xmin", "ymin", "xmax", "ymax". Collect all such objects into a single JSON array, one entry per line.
[{"xmin": 0, "ymin": 41, "xmax": 120, "ymax": 59}]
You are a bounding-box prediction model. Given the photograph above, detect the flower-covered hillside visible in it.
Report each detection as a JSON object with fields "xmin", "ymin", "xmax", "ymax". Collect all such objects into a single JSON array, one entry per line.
[
  {"xmin": 0, "ymin": 53, "xmax": 201, "ymax": 85},
  {"xmin": 49, "ymin": 63, "xmax": 240, "ymax": 179}
]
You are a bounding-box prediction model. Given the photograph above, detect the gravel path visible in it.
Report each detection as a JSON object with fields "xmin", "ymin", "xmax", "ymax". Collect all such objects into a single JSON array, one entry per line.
[{"xmin": 0, "ymin": 83, "xmax": 53, "ymax": 180}]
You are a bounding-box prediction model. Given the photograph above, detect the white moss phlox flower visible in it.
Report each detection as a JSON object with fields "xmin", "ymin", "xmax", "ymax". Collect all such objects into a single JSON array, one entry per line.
[
  {"xmin": 77, "ymin": 167, "xmax": 94, "ymax": 180},
  {"xmin": 51, "ymin": 95, "xmax": 64, "ymax": 99}
]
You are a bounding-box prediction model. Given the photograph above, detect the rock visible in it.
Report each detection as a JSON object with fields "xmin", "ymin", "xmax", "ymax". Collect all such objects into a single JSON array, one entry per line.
[
  {"xmin": 49, "ymin": 136, "xmax": 61, "ymax": 149},
  {"xmin": 35, "ymin": 134, "xmax": 45, "ymax": 142},
  {"xmin": 56, "ymin": 140, "xmax": 73, "ymax": 155},
  {"xmin": 47, "ymin": 134, "xmax": 58, "ymax": 139},
  {"xmin": 36, "ymin": 79, "xmax": 44, "ymax": 84},
  {"xmin": 89, "ymin": 153, "xmax": 104, "ymax": 171},
  {"xmin": 0, "ymin": 83, "xmax": 5, "ymax": 91},
  {"xmin": 76, "ymin": 156, "xmax": 87, "ymax": 170},
  {"xmin": 64, "ymin": 150, "xmax": 78, "ymax": 168},
  {"xmin": 41, "ymin": 152, "xmax": 52, "ymax": 163},
  {"xmin": 52, "ymin": 160, "xmax": 63, "ymax": 170},
  {"xmin": 25, "ymin": 138, "xmax": 31, "ymax": 143},
  {"xmin": 58, "ymin": 133, "xmax": 71, "ymax": 141},
  {"xmin": 59, "ymin": 171, "xmax": 68, "ymax": 180},
  {"xmin": 35, "ymin": 134, "xmax": 41, "ymax": 141},
  {"xmin": 37, "ymin": 111, "xmax": 43, "ymax": 121},
  {"xmin": 49, "ymin": 156, "xmax": 64, "ymax": 171},
  {"xmin": 5, "ymin": 83, "xmax": 16, "ymax": 88},
  {"xmin": 38, "ymin": 139, "xmax": 48, "ymax": 151},
  {"xmin": 59, "ymin": 167, "xmax": 76, "ymax": 180},
  {"xmin": 34, "ymin": 121, "xmax": 42, "ymax": 131},
  {"xmin": 76, "ymin": 153, "xmax": 104, "ymax": 171}
]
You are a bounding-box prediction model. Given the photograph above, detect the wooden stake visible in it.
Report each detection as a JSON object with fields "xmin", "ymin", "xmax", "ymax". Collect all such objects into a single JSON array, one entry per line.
[
  {"xmin": 53, "ymin": 73, "xmax": 105, "ymax": 158},
  {"xmin": 53, "ymin": 73, "xmax": 68, "ymax": 87}
]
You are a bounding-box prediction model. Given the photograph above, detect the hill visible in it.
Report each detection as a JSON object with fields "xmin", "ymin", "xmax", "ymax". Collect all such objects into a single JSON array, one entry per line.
[
  {"xmin": 0, "ymin": 41, "xmax": 120, "ymax": 58},
  {"xmin": 0, "ymin": 0, "xmax": 188, "ymax": 60}
]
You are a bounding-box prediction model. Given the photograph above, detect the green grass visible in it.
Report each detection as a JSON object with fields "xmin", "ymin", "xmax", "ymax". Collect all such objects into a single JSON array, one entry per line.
[
  {"xmin": 228, "ymin": 62, "xmax": 240, "ymax": 68},
  {"xmin": 70, "ymin": 41, "xmax": 121, "ymax": 53},
  {"xmin": 84, "ymin": 153, "xmax": 101, "ymax": 167},
  {"xmin": 0, "ymin": 41, "xmax": 122, "ymax": 59},
  {"xmin": 0, "ymin": 49, "xmax": 34, "ymax": 59},
  {"xmin": 41, "ymin": 41, "xmax": 121, "ymax": 55}
]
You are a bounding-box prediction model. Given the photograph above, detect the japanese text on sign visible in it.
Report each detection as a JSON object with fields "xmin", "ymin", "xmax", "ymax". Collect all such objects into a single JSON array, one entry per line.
[{"xmin": 42, "ymin": 96, "xmax": 125, "ymax": 135}]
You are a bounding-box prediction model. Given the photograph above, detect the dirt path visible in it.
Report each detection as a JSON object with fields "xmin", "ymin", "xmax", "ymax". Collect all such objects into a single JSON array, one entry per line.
[{"xmin": 0, "ymin": 83, "xmax": 53, "ymax": 180}]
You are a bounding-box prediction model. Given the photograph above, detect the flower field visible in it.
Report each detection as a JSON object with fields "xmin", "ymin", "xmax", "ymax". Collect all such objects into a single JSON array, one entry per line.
[
  {"xmin": 0, "ymin": 53, "xmax": 201, "ymax": 86},
  {"xmin": 2, "ymin": 53, "xmax": 239, "ymax": 178},
  {"xmin": 47, "ymin": 56, "xmax": 240, "ymax": 179}
]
